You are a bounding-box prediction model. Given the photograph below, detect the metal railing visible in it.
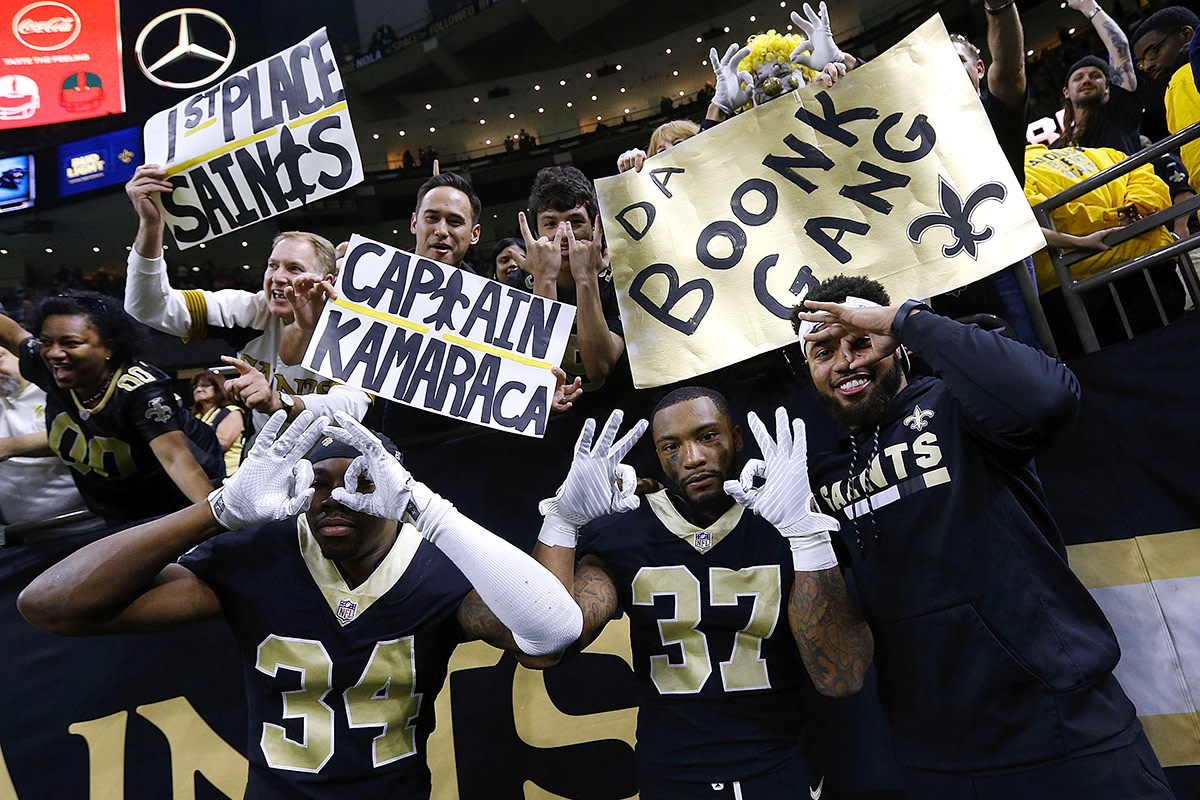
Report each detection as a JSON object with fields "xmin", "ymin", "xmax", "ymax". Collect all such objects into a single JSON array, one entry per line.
[{"xmin": 1031, "ymin": 120, "xmax": 1200, "ymax": 354}]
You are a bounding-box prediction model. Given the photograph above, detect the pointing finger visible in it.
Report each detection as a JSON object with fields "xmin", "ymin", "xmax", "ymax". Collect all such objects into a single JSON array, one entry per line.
[
  {"xmin": 221, "ymin": 355, "xmax": 254, "ymax": 375},
  {"xmin": 791, "ymin": 417, "xmax": 809, "ymax": 466}
]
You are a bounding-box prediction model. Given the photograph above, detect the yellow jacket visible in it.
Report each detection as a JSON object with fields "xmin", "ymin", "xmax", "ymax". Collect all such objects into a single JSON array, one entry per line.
[
  {"xmin": 1023, "ymin": 145, "xmax": 1173, "ymax": 291},
  {"xmin": 1166, "ymin": 63, "xmax": 1200, "ymax": 192}
]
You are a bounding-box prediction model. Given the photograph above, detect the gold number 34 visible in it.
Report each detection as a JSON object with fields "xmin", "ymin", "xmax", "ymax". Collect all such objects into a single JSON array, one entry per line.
[{"xmin": 255, "ymin": 635, "xmax": 423, "ymax": 772}]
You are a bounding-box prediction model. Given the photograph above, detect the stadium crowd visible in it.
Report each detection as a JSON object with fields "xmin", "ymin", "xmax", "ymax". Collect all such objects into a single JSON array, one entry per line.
[{"xmin": 3, "ymin": 0, "xmax": 1200, "ymax": 797}]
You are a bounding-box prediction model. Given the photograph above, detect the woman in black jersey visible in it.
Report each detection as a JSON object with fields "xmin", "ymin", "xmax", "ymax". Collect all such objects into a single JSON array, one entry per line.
[{"xmin": 0, "ymin": 291, "xmax": 224, "ymax": 525}]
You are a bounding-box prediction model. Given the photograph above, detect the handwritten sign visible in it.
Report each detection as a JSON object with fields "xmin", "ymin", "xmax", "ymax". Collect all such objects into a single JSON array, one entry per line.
[
  {"xmin": 596, "ymin": 15, "xmax": 1045, "ymax": 388},
  {"xmin": 302, "ymin": 235, "xmax": 576, "ymax": 437},
  {"xmin": 143, "ymin": 28, "xmax": 362, "ymax": 249}
]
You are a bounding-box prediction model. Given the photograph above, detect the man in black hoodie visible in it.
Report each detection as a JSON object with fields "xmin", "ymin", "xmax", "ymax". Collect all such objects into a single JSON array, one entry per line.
[{"xmin": 791, "ymin": 275, "xmax": 1172, "ymax": 799}]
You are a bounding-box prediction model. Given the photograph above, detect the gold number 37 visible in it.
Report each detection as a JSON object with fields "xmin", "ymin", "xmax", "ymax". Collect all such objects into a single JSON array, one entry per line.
[{"xmin": 631, "ymin": 565, "xmax": 782, "ymax": 695}]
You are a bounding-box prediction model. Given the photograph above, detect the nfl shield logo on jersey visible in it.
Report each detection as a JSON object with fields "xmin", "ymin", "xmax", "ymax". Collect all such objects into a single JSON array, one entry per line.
[
  {"xmin": 695, "ymin": 531, "xmax": 712, "ymax": 552},
  {"xmin": 336, "ymin": 597, "xmax": 358, "ymax": 623}
]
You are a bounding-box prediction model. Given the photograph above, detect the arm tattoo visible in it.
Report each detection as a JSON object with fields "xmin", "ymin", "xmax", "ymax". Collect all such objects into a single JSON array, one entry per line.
[
  {"xmin": 458, "ymin": 558, "xmax": 619, "ymax": 658},
  {"xmin": 788, "ymin": 567, "xmax": 874, "ymax": 697},
  {"xmin": 1099, "ymin": 20, "xmax": 1136, "ymax": 89},
  {"xmin": 457, "ymin": 590, "xmax": 515, "ymax": 649},
  {"xmin": 572, "ymin": 558, "xmax": 620, "ymax": 651}
]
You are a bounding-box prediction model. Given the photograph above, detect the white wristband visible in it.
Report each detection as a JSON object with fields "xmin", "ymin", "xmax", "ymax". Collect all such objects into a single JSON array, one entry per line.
[
  {"xmin": 788, "ymin": 531, "xmax": 839, "ymax": 572},
  {"xmin": 538, "ymin": 514, "xmax": 580, "ymax": 549},
  {"xmin": 207, "ymin": 486, "xmax": 235, "ymax": 530}
]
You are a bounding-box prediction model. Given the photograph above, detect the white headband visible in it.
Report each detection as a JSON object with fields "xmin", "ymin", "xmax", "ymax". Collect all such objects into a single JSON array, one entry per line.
[{"xmin": 797, "ymin": 296, "xmax": 882, "ymax": 358}]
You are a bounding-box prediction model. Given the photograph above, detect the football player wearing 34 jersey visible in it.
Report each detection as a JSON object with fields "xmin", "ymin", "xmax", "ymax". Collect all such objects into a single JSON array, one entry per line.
[
  {"xmin": 19, "ymin": 411, "xmax": 582, "ymax": 799},
  {"xmin": 527, "ymin": 390, "xmax": 873, "ymax": 799}
]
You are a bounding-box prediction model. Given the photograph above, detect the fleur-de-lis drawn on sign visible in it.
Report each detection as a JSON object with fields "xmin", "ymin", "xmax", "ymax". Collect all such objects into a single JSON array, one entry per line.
[{"xmin": 907, "ymin": 176, "xmax": 1007, "ymax": 259}]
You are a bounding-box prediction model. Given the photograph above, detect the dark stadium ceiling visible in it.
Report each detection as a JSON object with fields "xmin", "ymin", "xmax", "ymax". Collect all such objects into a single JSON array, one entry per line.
[{"xmin": 1, "ymin": 0, "xmax": 1081, "ymax": 285}]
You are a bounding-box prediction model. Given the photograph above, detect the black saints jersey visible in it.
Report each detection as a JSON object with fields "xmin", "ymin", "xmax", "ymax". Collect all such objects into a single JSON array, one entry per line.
[
  {"xmin": 578, "ymin": 491, "xmax": 812, "ymax": 783},
  {"xmin": 180, "ymin": 517, "xmax": 472, "ymax": 799},
  {"xmin": 19, "ymin": 337, "xmax": 223, "ymax": 524}
]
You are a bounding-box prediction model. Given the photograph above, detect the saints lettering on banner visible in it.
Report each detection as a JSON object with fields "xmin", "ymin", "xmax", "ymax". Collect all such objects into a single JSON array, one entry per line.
[
  {"xmin": 141, "ymin": 27, "xmax": 362, "ymax": 249},
  {"xmin": 302, "ymin": 235, "xmax": 576, "ymax": 437},
  {"xmin": 595, "ymin": 15, "xmax": 1046, "ymax": 388}
]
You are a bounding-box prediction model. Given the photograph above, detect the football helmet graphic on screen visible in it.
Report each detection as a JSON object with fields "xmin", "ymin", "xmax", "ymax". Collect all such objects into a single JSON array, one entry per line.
[
  {"xmin": 59, "ymin": 71, "xmax": 104, "ymax": 112},
  {"xmin": 0, "ymin": 75, "xmax": 40, "ymax": 120}
]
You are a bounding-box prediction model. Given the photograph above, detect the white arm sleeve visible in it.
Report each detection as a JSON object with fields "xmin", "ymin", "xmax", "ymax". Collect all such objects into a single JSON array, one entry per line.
[
  {"xmin": 125, "ymin": 251, "xmax": 272, "ymax": 341},
  {"xmin": 124, "ymin": 251, "xmax": 192, "ymax": 336},
  {"xmin": 418, "ymin": 495, "xmax": 583, "ymax": 656},
  {"xmin": 296, "ymin": 383, "xmax": 371, "ymax": 423}
]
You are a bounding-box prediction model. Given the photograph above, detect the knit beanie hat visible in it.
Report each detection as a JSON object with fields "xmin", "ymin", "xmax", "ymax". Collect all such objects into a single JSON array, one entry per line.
[{"xmin": 1065, "ymin": 55, "xmax": 1112, "ymax": 85}]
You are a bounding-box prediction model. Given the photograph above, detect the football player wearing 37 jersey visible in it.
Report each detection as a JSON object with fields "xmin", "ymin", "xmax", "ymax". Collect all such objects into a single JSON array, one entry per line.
[
  {"xmin": 19, "ymin": 410, "xmax": 582, "ymax": 799},
  {"xmin": 527, "ymin": 390, "xmax": 873, "ymax": 799}
]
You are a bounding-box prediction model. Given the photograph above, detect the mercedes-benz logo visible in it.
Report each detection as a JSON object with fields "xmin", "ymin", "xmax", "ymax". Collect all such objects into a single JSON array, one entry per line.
[{"xmin": 135, "ymin": 8, "xmax": 235, "ymax": 90}]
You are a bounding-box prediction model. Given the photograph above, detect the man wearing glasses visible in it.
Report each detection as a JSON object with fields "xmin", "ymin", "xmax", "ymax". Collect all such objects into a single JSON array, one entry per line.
[{"xmin": 1132, "ymin": 8, "xmax": 1200, "ymax": 196}]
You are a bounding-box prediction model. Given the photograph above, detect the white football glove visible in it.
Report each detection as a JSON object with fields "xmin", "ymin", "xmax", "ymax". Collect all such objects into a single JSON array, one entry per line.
[
  {"xmin": 325, "ymin": 411, "xmax": 415, "ymax": 521},
  {"xmin": 724, "ymin": 407, "xmax": 840, "ymax": 571},
  {"xmin": 710, "ymin": 43, "xmax": 753, "ymax": 114},
  {"xmin": 790, "ymin": 2, "xmax": 847, "ymax": 71},
  {"xmin": 208, "ymin": 410, "xmax": 328, "ymax": 530},
  {"xmin": 538, "ymin": 409, "xmax": 648, "ymax": 547}
]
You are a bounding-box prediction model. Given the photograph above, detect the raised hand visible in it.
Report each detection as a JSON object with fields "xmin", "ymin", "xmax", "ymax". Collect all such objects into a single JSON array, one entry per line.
[
  {"xmin": 617, "ymin": 148, "xmax": 648, "ymax": 173},
  {"xmin": 325, "ymin": 411, "xmax": 414, "ymax": 521},
  {"xmin": 208, "ymin": 410, "xmax": 328, "ymax": 529},
  {"xmin": 539, "ymin": 409, "xmax": 648, "ymax": 529},
  {"xmin": 552, "ymin": 366, "xmax": 583, "ymax": 413},
  {"xmin": 795, "ymin": 299, "xmax": 903, "ymax": 368},
  {"xmin": 790, "ymin": 2, "xmax": 847, "ymax": 71},
  {"xmin": 518, "ymin": 210, "xmax": 565, "ymax": 291},
  {"xmin": 724, "ymin": 407, "xmax": 839, "ymax": 571},
  {"xmin": 710, "ymin": 43, "xmax": 753, "ymax": 114},
  {"xmin": 566, "ymin": 216, "xmax": 605, "ymax": 283},
  {"xmin": 125, "ymin": 164, "xmax": 172, "ymax": 227},
  {"xmin": 284, "ymin": 272, "xmax": 337, "ymax": 332}
]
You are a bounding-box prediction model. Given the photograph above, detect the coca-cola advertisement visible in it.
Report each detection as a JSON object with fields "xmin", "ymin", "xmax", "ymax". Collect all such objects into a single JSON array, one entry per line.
[{"xmin": 0, "ymin": 0, "xmax": 124, "ymax": 129}]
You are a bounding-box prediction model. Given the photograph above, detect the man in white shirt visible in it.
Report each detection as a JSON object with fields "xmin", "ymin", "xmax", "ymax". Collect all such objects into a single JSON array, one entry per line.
[{"xmin": 123, "ymin": 164, "xmax": 370, "ymax": 433}]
